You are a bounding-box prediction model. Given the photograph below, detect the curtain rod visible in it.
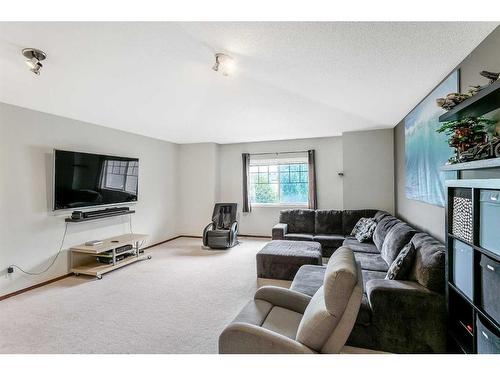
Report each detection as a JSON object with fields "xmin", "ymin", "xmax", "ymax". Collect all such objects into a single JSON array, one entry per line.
[{"xmin": 250, "ymin": 150, "xmax": 310, "ymax": 156}]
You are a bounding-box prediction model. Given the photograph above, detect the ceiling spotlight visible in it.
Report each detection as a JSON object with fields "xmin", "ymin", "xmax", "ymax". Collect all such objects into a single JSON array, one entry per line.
[
  {"xmin": 212, "ymin": 53, "xmax": 234, "ymax": 76},
  {"xmin": 22, "ymin": 48, "xmax": 47, "ymax": 75}
]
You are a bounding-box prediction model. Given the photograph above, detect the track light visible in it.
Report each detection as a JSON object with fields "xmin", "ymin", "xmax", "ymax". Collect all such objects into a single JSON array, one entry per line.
[
  {"xmin": 22, "ymin": 48, "xmax": 47, "ymax": 76},
  {"xmin": 212, "ymin": 53, "xmax": 234, "ymax": 76}
]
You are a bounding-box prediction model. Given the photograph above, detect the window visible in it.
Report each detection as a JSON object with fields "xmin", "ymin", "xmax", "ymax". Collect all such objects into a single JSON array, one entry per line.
[
  {"xmin": 101, "ymin": 160, "xmax": 138, "ymax": 193},
  {"xmin": 249, "ymin": 162, "xmax": 309, "ymax": 205}
]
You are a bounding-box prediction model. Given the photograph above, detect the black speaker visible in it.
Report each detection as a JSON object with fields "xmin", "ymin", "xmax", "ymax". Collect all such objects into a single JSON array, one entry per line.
[{"xmin": 71, "ymin": 211, "xmax": 84, "ymax": 220}]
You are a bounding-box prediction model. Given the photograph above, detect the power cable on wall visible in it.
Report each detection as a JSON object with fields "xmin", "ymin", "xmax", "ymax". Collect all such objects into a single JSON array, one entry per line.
[{"xmin": 9, "ymin": 222, "xmax": 69, "ymax": 276}]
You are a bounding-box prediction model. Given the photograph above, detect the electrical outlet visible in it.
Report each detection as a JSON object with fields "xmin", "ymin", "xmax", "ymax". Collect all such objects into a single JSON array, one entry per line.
[{"xmin": 7, "ymin": 267, "xmax": 14, "ymax": 274}]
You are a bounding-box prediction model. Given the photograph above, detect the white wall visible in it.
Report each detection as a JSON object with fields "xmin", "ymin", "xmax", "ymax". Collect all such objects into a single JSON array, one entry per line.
[
  {"xmin": 342, "ymin": 129, "xmax": 394, "ymax": 213},
  {"xmin": 394, "ymin": 26, "xmax": 500, "ymax": 242},
  {"xmin": 177, "ymin": 143, "xmax": 220, "ymax": 236},
  {"xmin": 218, "ymin": 137, "xmax": 344, "ymax": 236},
  {"xmin": 0, "ymin": 103, "xmax": 178, "ymax": 296},
  {"xmin": 0, "ymin": 102, "xmax": 395, "ymax": 296}
]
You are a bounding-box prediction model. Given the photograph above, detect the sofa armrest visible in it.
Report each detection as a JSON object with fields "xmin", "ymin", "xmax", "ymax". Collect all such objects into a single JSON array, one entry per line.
[
  {"xmin": 366, "ymin": 279, "xmax": 446, "ymax": 353},
  {"xmin": 272, "ymin": 223, "xmax": 288, "ymax": 240},
  {"xmin": 219, "ymin": 322, "xmax": 315, "ymax": 354},
  {"xmin": 254, "ymin": 286, "xmax": 312, "ymax": 314}
]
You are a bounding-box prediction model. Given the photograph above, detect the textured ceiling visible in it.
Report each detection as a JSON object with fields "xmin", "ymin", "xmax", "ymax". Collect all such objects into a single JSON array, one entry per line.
[{"xmin": 0, "ymin": 22, "xmax": 497, "ymax": 143}]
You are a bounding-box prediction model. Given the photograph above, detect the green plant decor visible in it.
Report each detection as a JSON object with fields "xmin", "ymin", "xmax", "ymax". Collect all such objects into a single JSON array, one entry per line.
[{"xmin": 437, "ymin": 117, "xmax": 497, "ymax": 163}]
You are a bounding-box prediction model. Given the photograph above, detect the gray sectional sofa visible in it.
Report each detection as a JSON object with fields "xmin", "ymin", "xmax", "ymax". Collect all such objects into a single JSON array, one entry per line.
[
  {"xmin": 272, "ymin": 209, "xmax": 446, "ymax": 353},
  {"xmin": 272, "ymin": 209, "xmax": 380, "ymax": 257}
]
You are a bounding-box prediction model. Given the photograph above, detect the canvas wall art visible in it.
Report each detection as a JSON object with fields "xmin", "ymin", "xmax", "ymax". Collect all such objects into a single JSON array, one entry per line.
[{"xmin": 405, "ymin": 70, "xmax": 458, "ymax": 207}]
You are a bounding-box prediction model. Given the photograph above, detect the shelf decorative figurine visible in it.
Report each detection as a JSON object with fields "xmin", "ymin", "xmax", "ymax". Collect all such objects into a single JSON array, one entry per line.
[{"xmin": 437, "ymin": 117, "xmax": 499, "ymax": 164}]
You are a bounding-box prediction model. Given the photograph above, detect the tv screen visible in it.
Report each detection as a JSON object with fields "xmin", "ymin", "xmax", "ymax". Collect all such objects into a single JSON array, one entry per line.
[{"xmin": 53, "ymin": 150, "xmax": 139, "ymax": 210}]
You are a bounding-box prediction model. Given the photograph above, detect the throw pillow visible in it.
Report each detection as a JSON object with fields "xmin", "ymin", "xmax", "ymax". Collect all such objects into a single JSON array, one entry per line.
[
  {"xmin": 355, "ymin": 218, "xmax": 377, "ymax": 243},
  {"xmin": 386, "ymin": 242, "xmax": 416, "ymax": 280},
  {"xmin": 350, "ymin": 217, "xmax": 368, "ymax": 236}
]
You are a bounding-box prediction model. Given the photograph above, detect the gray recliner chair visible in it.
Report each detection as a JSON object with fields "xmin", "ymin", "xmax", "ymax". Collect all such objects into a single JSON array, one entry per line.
[
  {"xmin": 219, "ymin": 247, "xmax": 363, "ymax": 353},
  {"xmin": 203, "ymin": 203, "xmax": 239, "ymax": 249}
]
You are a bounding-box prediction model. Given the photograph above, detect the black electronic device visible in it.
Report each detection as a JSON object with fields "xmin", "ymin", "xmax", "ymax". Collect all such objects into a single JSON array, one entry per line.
[
  {"xmin": 115, "ymin": 244, "xmax": 133, "ymax": 255},
  {"xmin": 71, "ymin": 211, "xmax": 84, "ymax": 220},
  {"xmin": 54, "ymin": 149, "xmax": 139, "ymax": 210}
]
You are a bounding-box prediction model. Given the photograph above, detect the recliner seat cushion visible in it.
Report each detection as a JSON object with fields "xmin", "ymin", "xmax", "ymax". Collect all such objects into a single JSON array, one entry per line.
[
  {"xmin": 354, "ymin": 252, "xmax": 389, "ymax": 272},
  {"xmin": 315, "ymin": 210, "xmax": 343, "ymax": 234},
  {"xmin": 343, "ymin": 237, "xmax": 379, "ymax": 254},
  {"xmin": 380, "ymin": 222, "xmax": 417, "ymax": 265},
  {"xmin": 261, "ymin": 306, "xmax": 303, "ymax": 340},
  {"xmin": 279, "ymin": 209, "xmax": 316, "ymax": 234},
  {"xmin": 372, "ymin": 215, "xmax": 400, "ymax": 250}
]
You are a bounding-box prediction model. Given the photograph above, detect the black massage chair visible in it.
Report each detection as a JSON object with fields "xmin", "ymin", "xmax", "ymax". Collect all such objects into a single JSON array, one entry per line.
[{"xmin": 203, "ymin": 203, "xmax": 239, "ymax": 249}]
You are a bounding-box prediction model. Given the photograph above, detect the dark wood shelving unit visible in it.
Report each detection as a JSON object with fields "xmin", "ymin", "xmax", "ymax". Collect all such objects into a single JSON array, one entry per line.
[
  {"xmin": 65, "ymin": 210, "xmax": 135, "ymax": 222},
  {"xmin": 439, "ymin": 79, "xmax": 500, "ymax": 122},
  {"xmin": 445, "ymin": 179, "xmax": 500, "ymax": 354}
]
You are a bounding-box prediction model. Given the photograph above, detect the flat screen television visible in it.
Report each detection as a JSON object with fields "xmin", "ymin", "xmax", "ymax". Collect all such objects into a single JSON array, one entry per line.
[{"xmin": 53, "ymin": 149, "xmax": 139, "ymax": 210}]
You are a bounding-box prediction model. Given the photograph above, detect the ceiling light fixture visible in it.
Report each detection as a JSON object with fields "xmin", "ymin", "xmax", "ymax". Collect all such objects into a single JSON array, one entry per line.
[
  {"xmin": 22, "ymin": 48, "xmax": 47, "ymax": 76},
  {"xmin": 212, "ymin": 53, "xmax": 234, "ymax": 76}
]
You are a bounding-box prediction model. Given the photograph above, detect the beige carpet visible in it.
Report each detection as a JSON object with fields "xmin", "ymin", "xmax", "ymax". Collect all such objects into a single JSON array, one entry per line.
[{"xmin": 0, "ymin": 237, "xmax": 278, "ymax": 354}]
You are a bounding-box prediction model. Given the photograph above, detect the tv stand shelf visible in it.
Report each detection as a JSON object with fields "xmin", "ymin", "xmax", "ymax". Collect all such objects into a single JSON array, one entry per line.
[
  {"xmin": 65, "ymin": 210, "xmax": 135, "ymax": 222},
  {"xmin": 70, "ymin": 233, "xmax": 149, "ymax": 279}
]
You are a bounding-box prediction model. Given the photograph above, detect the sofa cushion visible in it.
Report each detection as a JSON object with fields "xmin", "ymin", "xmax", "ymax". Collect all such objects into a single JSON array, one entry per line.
[
  {"xmin": 386, "ymin": 242, "xmax": 416, "ymax": 280},
  {"xmin": 315, "ymin": 210, "xmax": 342, "ymax": 234},
  {"xmin": 354, "ymin": 252, "xmax": 389, "ymax": 272},
  {"xmin": 290, "ymin": 265, "xmax": 326, "ymax": 297},
  {"xmin": 284, "ymin": 233, "xmax": 314, "ymax": 242},
  {"xmin": 312, "ymin": 234, "xmax": 344, "ymax": 250},
  {"xmin": 374, "ymin": 210, "xmax": 390, "ymax": 222},
  {"xmin": 380, "ymin": 222, "xmax": 417, "ymax": 265},
  {"xmin": 343, "ymin": 236, "xmax": 379, "ymax": 254},
  {"xmin": 279, "ymin": 209, "xmax": 315, "ymax": 234},
  {"xmin": 354, "ymin": 218, "xmax": 377, "ymax": 243},
  {"xmin": 408, "ymin": 232, "xmax": 446, "ymax": 294},
  {"xmin": 342, "ymin": 209, "xmax": 378, "ymax": 235},
  {"xmin": 350, "ymin": 218, "xmax": 369, "ymax": 236},
  {"xmin": 372, "ymin": 215, "xmax": 400, "ymax": 250}
]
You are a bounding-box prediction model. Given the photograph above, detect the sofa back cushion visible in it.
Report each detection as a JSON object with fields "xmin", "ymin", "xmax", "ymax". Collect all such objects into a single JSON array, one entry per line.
[
  {"xmin": 315, "ymin": 210, "xmax": 343, "ymax": 234},
  {"xmin": 296, "ymin": 247, "xmax": 358, "ymax": 351},
  {"xmin": 342, "ymin": 209, "xmax": 378, "ymax": 235},
  {"xmin": 380, "ymin": 222, "xmax": 417, "ymax": 265},
  {"xmin": 408, "ymin": 232, "xmax": 446, "ymax": 294},
  {"xmin": 373, "ymin": 215, "xmax": 400, "ymax": 250},
  {"xmin": 279, "ymin": 209, "xmax": 315, "ymax": 234},
  {"xmin": 374, "ymin": 210, "xmax": 390, "ymax": 222}
]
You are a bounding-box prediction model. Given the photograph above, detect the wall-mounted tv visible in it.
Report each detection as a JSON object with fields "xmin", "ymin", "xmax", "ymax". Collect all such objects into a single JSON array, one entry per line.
[{"xmin": 53, "ymin": 149, "xmax": 139, "ymax": 210}]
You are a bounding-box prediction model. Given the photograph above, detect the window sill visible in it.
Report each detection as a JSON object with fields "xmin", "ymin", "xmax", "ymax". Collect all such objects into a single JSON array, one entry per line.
[{"xmin": 251, "ymin": 203, "xmax": 309, "ymax": 208}]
